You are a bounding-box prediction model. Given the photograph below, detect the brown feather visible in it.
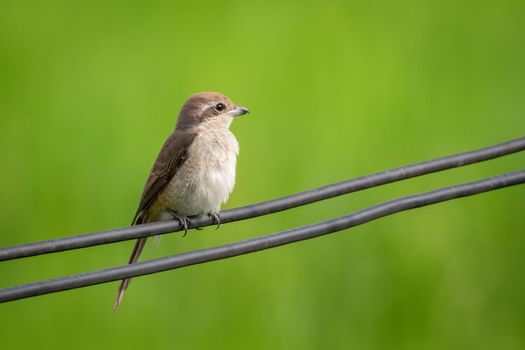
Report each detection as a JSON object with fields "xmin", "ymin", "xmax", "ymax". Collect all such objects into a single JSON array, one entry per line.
[
  {"xmin": 130, "ymin": 131, "xmax": 196, "ymax": 225},
  {"xmin": 114, "ymin": 129, "xmax": 196, "ymax": 311}
]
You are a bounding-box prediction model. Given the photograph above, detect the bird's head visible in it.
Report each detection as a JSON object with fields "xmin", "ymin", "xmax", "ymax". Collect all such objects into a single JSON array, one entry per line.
[{"xmin": 176, "ymin": 92, "xmax": 249, "ymax": 130}]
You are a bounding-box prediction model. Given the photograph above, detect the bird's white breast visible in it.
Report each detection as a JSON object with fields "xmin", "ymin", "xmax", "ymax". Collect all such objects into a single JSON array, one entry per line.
[{"xmin": 156, "ymin": 124, "xmax": 239, "ymax": 218}]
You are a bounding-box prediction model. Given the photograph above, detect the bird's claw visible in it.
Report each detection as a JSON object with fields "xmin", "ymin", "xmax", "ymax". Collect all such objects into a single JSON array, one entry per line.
[
  {"xmin": 167, "ymin": 209, "xmax": 191, "ymax": 237},
  {"xmin": 208, "ymin": 212, "xmax": 221, "ymax": 230}
]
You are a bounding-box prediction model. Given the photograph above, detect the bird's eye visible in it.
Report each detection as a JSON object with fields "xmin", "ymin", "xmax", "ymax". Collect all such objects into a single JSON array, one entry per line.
[{"xmin": 215, "ymin": 103, "xmax": 226, "ymax": 112}]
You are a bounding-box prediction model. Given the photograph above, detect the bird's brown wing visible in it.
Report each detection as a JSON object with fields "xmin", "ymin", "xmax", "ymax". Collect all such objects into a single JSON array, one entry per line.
[
  {"xmin": 131, "ymin": 130, "xmax": 197, "ymax": 225},
  {"xmin": 114, "ymin": 130, "xmax": 196, "ymax": 311}
]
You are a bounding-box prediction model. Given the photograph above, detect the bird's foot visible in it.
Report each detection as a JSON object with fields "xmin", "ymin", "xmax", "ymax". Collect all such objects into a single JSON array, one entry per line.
[
  {"xmin": 208, "ymin": 212, "xmax": 221, "ymax": 230},
  {"xmin": 167, "ymin": 209, "xmax": 191, "ymax": 237}
]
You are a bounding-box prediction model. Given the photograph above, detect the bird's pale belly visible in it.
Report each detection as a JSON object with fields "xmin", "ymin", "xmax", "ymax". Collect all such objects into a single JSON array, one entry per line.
[{"xmin": 148, "ymin": 129, "xmax": 238, "ymax": 221}]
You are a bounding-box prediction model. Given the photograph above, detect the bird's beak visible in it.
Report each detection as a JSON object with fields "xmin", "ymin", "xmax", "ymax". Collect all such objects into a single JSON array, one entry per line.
[{"xmin": 228, "ymin": 105, "xmax": 250, "ymax": 117}]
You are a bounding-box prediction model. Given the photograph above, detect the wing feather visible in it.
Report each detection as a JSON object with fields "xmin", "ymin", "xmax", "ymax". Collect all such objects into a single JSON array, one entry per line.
[
  {"xmin": 115, "ymin": 130, "xmax": 196, "ymax": 311},
  {"xmin": 131, "ymin": 130, "xmax": 196, "ymax": 225}
]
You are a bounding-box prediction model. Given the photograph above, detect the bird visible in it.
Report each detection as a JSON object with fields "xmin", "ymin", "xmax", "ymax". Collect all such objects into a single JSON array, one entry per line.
[{"xmin": 114, "ymin": 92, "xmax": 249, "ymax": 310}]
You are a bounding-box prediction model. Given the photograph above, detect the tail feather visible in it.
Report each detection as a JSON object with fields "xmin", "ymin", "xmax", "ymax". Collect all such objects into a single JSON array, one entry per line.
[{"xmin": 114, "ymin": 236, "xmax": 148, "ymax": 311}]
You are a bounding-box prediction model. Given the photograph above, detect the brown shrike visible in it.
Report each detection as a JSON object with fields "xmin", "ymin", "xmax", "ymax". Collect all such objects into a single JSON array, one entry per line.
[{"xmin": 114, "ymin": 92, "xmax": 249, "ymax": 310}]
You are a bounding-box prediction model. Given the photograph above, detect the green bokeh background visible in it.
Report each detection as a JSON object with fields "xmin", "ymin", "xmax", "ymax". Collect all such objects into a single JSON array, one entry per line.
[{"xmin": 1, "ymin": 0, "xmax": 524, "ymax": 349}]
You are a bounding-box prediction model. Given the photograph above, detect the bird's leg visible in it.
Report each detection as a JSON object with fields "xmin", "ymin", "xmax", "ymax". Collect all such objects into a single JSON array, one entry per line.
[
  {"xmin": 208, "ymin": 211, "xmax": 221, "ymax": 230},
  {"xmin": 167, "ymin": 209, "xmax": 191, "ymax": 237}
]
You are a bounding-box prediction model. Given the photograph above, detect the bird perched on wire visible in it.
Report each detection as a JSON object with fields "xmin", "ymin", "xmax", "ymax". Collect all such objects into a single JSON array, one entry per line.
[{"xmin": 114, "ymin": 92, "xmax": 249, "ymax": 310}]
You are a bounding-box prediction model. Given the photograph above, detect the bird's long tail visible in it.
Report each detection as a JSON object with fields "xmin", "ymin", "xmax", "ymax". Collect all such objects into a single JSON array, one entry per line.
[{"xmin": 114, "ymin": 237, "xmax": 148, "ymax": 311}]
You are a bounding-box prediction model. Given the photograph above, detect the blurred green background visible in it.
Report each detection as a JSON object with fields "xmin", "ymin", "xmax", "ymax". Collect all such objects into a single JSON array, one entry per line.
[{"xmin": 1, "ymin": 0, "xmax": 524, "ymax": 349}]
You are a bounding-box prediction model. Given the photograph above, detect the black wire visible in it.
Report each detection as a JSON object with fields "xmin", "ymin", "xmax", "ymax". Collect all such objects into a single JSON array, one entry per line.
[
  {"xmin": 1, "ymin": 136, "xmax": 524, "ymax": 262},
  {"xmin": 1, "ymin": 170, "xmax": 524, "ymax": 303}
]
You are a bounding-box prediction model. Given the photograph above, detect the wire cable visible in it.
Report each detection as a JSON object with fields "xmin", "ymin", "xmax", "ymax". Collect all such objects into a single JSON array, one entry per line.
[
  {"xmin": 1, "ymin": 169, "xmax": 523, "ymax": 303},
  {"xmin": 1, "ymin": 136, "xmax": 524, "ymax": 262}
]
